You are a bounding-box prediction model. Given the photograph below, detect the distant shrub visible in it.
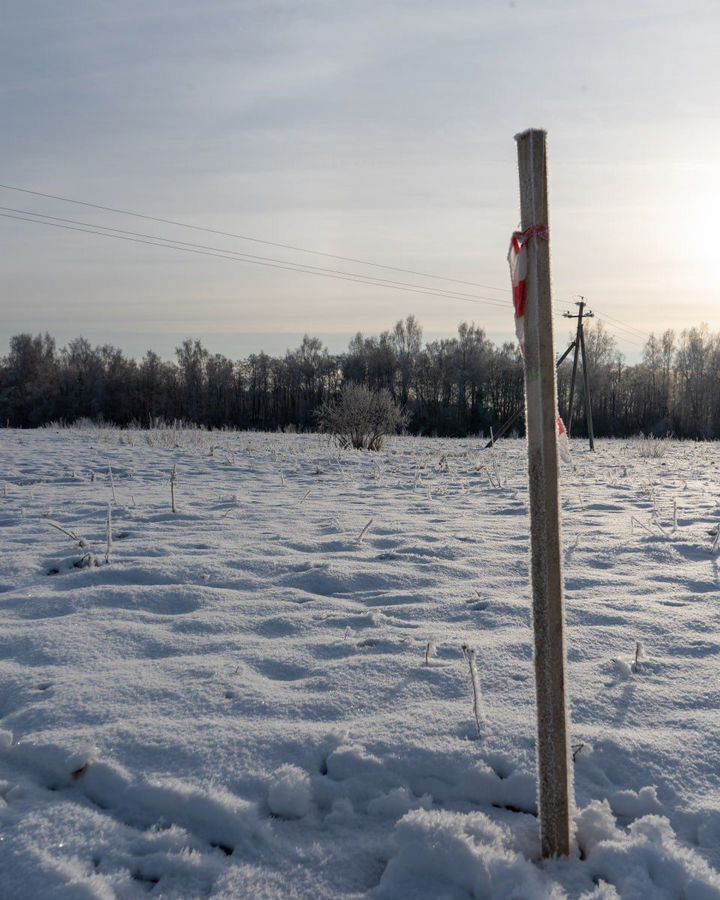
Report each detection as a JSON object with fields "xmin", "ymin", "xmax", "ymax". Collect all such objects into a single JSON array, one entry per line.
[
  {"xmin": 636, "ymin": 435, "xmax": 668, "ymax": 458},
  {"xmin": 317, "ymin": 383, "xmax": 408, "ymax": 451}
]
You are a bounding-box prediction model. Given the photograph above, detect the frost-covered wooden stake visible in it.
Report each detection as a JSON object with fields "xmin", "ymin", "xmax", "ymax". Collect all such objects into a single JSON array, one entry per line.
[
  {"xmin": 170, "ymin": 464, "xmax": 177, "ymax": 514},
  {"xmin": 108, "ymin": 465, "xmax": 117, "ymax": 504},
  {"xmin": 515, "ymin": 128, "xmax": 573, "ymax": 858},
  {"xmin": 105, "ymin": 502, "xmax": 112, "ymax": 564}
]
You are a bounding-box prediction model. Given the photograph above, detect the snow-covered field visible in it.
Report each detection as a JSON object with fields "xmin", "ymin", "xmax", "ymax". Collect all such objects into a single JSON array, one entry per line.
[{"xmin": 1, "ymin": 427, "xmax": 719, "ymax": 899}]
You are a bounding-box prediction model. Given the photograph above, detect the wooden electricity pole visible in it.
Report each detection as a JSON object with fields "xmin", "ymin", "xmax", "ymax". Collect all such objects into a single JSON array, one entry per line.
[
  {"xmin": 563, "ymin": 299, "xmax": 595, "ymax": 449},
  {"xmin": 514, "ymin": 129, "xmax": 573, "ymax": 858},
  {"xmin": 483, "ymin": 340, "xmax": 575, "ymax": 448},
  {"xmin": 486, "ymin": 301, "xmax": 597, "ymax": 451}
]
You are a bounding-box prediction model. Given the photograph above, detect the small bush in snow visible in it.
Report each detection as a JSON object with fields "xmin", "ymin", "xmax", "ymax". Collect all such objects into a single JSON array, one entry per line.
[
  {"xmin": 316, "ymin": 383, "xmax": 408, "ymax": 451},
  {"xmin": 636, "ymin": 435, "xmax": 667, "ymax": 458}
]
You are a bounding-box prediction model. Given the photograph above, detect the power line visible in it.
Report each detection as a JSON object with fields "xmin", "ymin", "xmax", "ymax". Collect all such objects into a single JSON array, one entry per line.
[
  {"xmin": 595, "ymin": 325, "xmax": 646, "ymax": 350},
  {"xmin": 600, "ymin": 325, "xmax": 647, "ymax": 348},
  {"xmin": 591, "ymin": 307, "xmax": 650, "ymax": 341},
  {"xmin": 553, "ymin": 300, "xmax": 648, "ymax": 352},
  {"xmin": 0, "ymin": 210, "xmax": 642, "ymax": 347},
  {"xmin": 0, "ymin": 205, "xmax": 512, "ymax": 306},
  {"xmin": 0, "ymin": 211, "xmax": 518, "ymax": 310},
  {"xmin": 0, "ymin": 183, "xmax": 630, "ymax": 322},
  {"xmin": 564, "ymin": 311, "xmax": 646, "ymax": 350},
  {"xmin": 0, "ymin": 182, "xmax": 511, "ymax": 295},
  {"xmin": 567, "ymin": 294, "xmax": 649, "ymax": 341},
  {"xmin": 0, "ymin": 203, "xmax": 577, "ymax": 321},
  {"xmin": 0, "ymin": 184, "xmax": 654, "ymax": 349}
]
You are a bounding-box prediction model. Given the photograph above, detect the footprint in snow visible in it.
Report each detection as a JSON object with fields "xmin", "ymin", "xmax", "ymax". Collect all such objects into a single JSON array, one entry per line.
[{"xmin": 253, "ymin": 659, "xmax": 314, "ymax": 682}]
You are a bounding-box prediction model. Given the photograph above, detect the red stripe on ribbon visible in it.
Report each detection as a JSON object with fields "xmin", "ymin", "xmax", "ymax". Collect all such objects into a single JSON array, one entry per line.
[{"xmin": 508, "ymin": 224, "xmax": 549, "ymax": 353}]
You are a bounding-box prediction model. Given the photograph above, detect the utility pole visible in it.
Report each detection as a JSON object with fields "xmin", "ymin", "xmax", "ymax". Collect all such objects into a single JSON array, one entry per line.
[
  {"xmin": 514, "ymin": 128, "xmax": 573, "ymax": 859},
  {"xmin": 483, "ymin": 340, "xmax": 575, "ymax": 448},
  {"xmin": 563, "ymin": 299, "xmax": 594, "ymax": 450}
]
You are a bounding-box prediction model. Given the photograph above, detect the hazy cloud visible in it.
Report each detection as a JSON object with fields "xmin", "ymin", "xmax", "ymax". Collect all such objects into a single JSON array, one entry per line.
[{"xmin": 2, "ymin": 0, "xmax": 718, "ymax": 358}]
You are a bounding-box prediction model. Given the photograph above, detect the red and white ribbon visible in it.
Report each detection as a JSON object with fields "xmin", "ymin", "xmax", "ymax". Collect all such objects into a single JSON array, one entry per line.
[
  {"xmin": 508, "ymin": 224, "xmax": 549, "ymax": 354},
  {"xmin": 508, "ymin": 224, "xmax": 570, "ymax": 458}
]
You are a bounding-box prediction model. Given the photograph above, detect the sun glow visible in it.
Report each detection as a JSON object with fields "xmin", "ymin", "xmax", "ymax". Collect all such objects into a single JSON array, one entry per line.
[{"xmin": 670, "ymin": 164, "xmax": 720, "ymax": 292}]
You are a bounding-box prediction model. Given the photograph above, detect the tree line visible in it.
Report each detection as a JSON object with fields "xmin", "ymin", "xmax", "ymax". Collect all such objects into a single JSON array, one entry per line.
[{"xmin": 1, "ymin": 316, "xmax": 719, "ymax": 438}]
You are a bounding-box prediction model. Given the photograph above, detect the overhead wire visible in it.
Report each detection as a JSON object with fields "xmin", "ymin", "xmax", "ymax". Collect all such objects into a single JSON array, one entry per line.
[
  {"xmin": 0, "ymin": 183, "xmax": 638, "ymax": 315},
  {"xmin": 551, "ymin": 299, "xmax": 649, "ymax": 353},
  {"xmin": 0, "ymin": 184, "xmax": 652, "ymax": 351},
  {"xmin": 0, "ymin": 183, "xmax": 589, "ymax": 317},
  {"xmin": 590, "ymin": 307, "xmax": 651, "ymax": 341},
  {"xmin": 0, "ymin": 212, "xmax": 648, "ymax": 348},
  {"xmin": 0, "ymin": 210, "xmax": 517, "ymax": 310},
  {"xmin": 0, "ymin": 182, "xmax": 511, "ymax": 294},
  {"xmin": 1, "ymin": 205, "xmax": 511, "ymax": 304}
]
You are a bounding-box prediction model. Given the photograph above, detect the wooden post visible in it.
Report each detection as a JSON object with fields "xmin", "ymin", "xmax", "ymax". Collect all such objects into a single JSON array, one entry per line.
[
  {"xmin": 515, "ymin": 128, "xmax": 573, "ymax": 858},
  {"xmin": 484, "ymin": 342, "xmax": 575, "ymax": 449},
  {"xmin": 563, "ymin": 299, "xmax": 595, "ymax": 449},
  {"xmin": 579, "ymin": 320, "xmax": 595, "ymax": 450},
  {"xmin": 567, "ymin": 311, "xmax": 582, "ymax": 434},
  {"xmin": 170, "ymin": 464, "xmax": 177, "ymax": 514}
]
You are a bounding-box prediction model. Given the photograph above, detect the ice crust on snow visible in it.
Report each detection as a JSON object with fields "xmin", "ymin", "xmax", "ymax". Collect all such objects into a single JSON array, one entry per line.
[{"xmin": 0, "ymin": 428, "xmax": 719, "ymax": 897}]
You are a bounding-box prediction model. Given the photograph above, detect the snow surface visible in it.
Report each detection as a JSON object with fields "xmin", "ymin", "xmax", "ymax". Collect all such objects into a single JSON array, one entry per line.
[{"xmin": 0, "ymin": 427, "xmax": 719, "ymax": 898}]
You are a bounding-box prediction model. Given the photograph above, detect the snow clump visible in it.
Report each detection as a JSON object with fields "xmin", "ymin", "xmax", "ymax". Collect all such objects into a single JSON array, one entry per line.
[{"xmin": 267, "ymin": 764, "xmax": 312, "ymax": 819}]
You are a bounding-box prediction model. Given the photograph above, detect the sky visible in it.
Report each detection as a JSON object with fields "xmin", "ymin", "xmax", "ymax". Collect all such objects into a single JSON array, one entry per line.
[{"xmin": 1, "ymin": 0, "xmax": 719, "ymax": 361}]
